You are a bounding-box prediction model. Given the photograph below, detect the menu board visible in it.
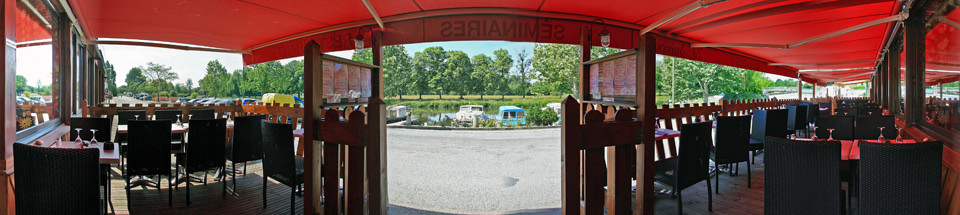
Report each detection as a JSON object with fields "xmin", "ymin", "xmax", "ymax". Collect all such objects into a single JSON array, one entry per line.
[
  {"xmin": 589, "ymin": 64, "xmax": 600, "ymax": 99},
  {"xmin": 322, "ymin": 62, "xmax": 335, "ymax": 103},
  {"xmin": 585, "ymin": 51, "xmax": 638, "ymax": 104},
  {"xmin": 321, "ymin": 58, "xmax": 376, "ymax": 104},
  {"xmin": 360, "ymin": 68, "xmax": 372, "ymax": 98}
]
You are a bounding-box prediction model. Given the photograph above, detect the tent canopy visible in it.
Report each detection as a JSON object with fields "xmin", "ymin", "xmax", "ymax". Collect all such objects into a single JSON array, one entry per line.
[{"xmin": 58, "ymin": 0, "xmax": 958, "ymax": 84}]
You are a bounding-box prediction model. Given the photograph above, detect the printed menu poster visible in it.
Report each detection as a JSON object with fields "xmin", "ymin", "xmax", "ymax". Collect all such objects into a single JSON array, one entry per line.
[
  {"xmin": 589, "ymin": 64, "xmax": 600, "ymax": 99},
  {"xmin": 624, "ymin": 56, "xmax": 636, "ymax": 95},
  {"xmin": 323, "ymin": 61, "xmax": 335, "ymax": 103},
  {"xmin": 614, "ymin": 57, "xmax": 628, "ymax": 95},
  {"xmin": 334, "ymin": 63, "xmax": 348, "ymax": 101},
  {"xmin": 348, "ymin": 65, "xmax": 361, "ymax": 101},
  {"xmin": 601, "ymin": 60, "xmax": 615, "ymax": 97},
  {"xmin": 360, "ymin": 68, "xmax": 372, "ymax": 98}
]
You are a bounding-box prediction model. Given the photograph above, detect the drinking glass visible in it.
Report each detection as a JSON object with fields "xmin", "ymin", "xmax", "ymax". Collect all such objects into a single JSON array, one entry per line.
[
  {"xmin": 877, "ymin": 126, "xmax": 886, "ymax": 143},
  {"xmin": 74, "ymin": 128, "xmax": 84, "ymax": 144},
  {"xmin": 827, "ymin": 128, "xmax": 835, "ymax": 141},
  {"xmin": 88, "ymin": 129, "xmax": 98, "ymax": 146},
  {"xmin": 134, "ymin": 114, "xmax": 140, "ymax": 120},
  {"xmin": 176, "ymin": 114, "xmax": 182, "ymax": 126},
  {"xmin": 896, "ymin": 125, "xmax": 904, "ymax": 143},
  {"xmin": 809, "ymin": 123, "xmax": 818, "ymax": 141}
]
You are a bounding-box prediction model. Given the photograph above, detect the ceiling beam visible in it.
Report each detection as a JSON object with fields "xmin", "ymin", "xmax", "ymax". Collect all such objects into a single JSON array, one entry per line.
[
  {"xmin": 691, "ymin": 13, "xmax": 907, "ymax": 49},
  {"xmin": 769, "ymin": 59, "xmax": 879, "ymax": 67},
  {"xmin": 640, "ymin": 0, "xmax": 726, "ymax": 35},
  {"xmin": 91, "ymin": 40, "xmax": 249, "ymax": 54},
  {"xmin": 361, "ymin": 0, "xmax": 385, "ymax": 29}
]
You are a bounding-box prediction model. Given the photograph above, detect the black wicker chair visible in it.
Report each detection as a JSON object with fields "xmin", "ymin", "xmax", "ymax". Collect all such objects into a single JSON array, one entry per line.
[
  {"xmin": 786, "ymin": 105, "xmax": 808, "ymax": 137},
  {"xmin": 711, "ymin": 115, "xmax": 752, "ymax": 192},
  {"xmin": 764, "ymin": 137, "xmax": 842, "ymax": 215},
  {"xmin": 859, "ymin": 141, "xmax": 942, "ymax": 214},
  {"xmin": 116, "ymin": 110, "xmax": 146, "ymax": 176},
  {"xmin": 655, "ymin": 121, "xmax": 712, "ymax": 214},
  {"xmin": 125, "ymin": 120, "xmax": 174, "ymax": 206},
  {"xmin": 815, "ymin": 116, "xmax": 854, "ymax": 140},
  {"xmin": 854, "ymin": 116, "xmax": 896, "ymax": 140},
  {"xmin": 261, "ymin": 121, "xmax": 305, "ymax": 214},
  {"xmin": 835, "ymin": 107, "xmax": 858, "ymax": 118},
  {"xmin": 228, "ymin": 115, "xmax": 266, "ymax": 191},
  {"xmin": 749, "ymin": 109, "xmax": 788, "ymax": 164},
  {"xmin": 14, "ymin": 143, "xmax": 101, "ymax": 214},
  {"xmin": 176, "ymin": 118, "xmax": 227, "ymax": 204},
  {"xmin": 190, "ymin": 109, "xmax": 216, "ymax": 120},
  {"xmin": 859, "ymin": 107, "xmax": 882, "ymax": 117},
  {"xmin": 155, "ymin": 109, "xmax": 185, "ymax": 144},
  {"xmin": 70, "ymin": 117, "xmax": 111, "ymax": 142}
]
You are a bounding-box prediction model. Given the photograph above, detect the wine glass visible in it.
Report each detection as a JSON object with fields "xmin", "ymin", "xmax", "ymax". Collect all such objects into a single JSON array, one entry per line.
[
  {"xmin": 877, "ymin": 126, "xmax": 886, "ymax": 143},
  {"xmin": 88, "ymin": 129, "xmax": 98, "ymax": 146},
  {"xmin": 134, "ymin": 114, "xmax": 140, "ymax": 120},
  {"xmin": 74, "ymin": 128, "xmax": 84, "ymax": 144},
  {"xmin": 809, "ymin": 123, "xmax": 818, "ymax": 141},
  {"xmin": 827, "ymin": 128, "xmax": 835, "ymax": 141},
  {"xmin": 176, "ymin": 114, "xmax": 182, "ymax": 126},
  {"xmin": 895, "ymin": 124, "xmax": 904, "ymax": 143}
]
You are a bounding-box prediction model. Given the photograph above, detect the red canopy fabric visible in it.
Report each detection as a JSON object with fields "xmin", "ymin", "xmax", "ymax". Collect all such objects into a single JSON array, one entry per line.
[{"xmin": 64, "ymin": 0, "xmax": 937, "ymax": 84}]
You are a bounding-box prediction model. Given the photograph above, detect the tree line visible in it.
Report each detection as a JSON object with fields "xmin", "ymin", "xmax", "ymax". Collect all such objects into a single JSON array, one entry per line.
[{"xmin": 118, "ymin": 60, "xmax": 304, "ymax": 99}]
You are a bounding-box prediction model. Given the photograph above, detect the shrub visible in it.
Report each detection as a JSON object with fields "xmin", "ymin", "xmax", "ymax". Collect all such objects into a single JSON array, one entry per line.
[{"xmin": 527, "ymin": 108, "xmax": 559, "ymax": 126}]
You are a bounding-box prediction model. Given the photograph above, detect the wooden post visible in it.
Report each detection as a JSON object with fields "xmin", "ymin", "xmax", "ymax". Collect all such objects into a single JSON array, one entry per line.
[
  {"xmin": 582, "ymin": 111, "xmax": 604, "ymax": 215},
  {"xmin": 560, "ymin": 96, "xmax": 581, "ymax": 215},
  {"xmin": 798, "ymin": 75, "xmax": 803, "ymax": 100},
  {"xmin": 904, "ymin": 7, "xmax": 924, "ymax": 126},
  {"xmin": 345, "ymin": 111, "xmax": 366, "ymax": 215},
  {"xmin": 636, "ymin": 33, "xmax": 657, "ymax": 215},
  {"xmin": 0, "ymin": 0, "xmax": 14, "ymax": 212},
  {"xmin": 879, "ymin": 60, "xmax": 888, "ymax": 109},
  {"xmin": 579, "ymin": 26, "xmax": 592, "ymax": 101},
  {"xmin": 888, "ymin": 39, "xmax": 902, "ymax": 115},
  {"xmin": 303, "ymin": 41, "xmax": 322, "ymax": 214},
  {"xmin": 939, "ymin": 83, "xmax": 943, "ymax": 99},
  {"xmin": 367, "ymin": 30, "xmax": 388, "ymax": 215}
]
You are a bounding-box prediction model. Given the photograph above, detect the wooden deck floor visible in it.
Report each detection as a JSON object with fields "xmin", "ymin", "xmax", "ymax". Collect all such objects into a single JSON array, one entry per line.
[
  {"xmin": 105, "ymin": 161, "xmax": 304, "ymax": 215},
  {"xmin": 104, "ymin": 153, "xmax": 855, "ymax": 215}
]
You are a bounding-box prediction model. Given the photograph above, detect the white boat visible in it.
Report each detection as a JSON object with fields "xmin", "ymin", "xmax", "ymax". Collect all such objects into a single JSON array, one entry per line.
[
  {"xmin": 455, "ymin": 105, "xmax": 484, "ymax": 122},
  {"xmin": 387, "ymin": 105, "xmax": 408, "ymax": 123}
]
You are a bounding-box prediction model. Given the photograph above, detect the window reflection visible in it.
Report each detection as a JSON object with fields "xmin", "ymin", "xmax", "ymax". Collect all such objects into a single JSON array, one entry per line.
[{"xmin": 15, "ymin": 1, "xmax": 58, "ymax": 132}]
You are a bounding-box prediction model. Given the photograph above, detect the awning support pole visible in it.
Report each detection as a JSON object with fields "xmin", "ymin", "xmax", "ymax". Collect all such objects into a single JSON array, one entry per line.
[
  {"xmin": 904, "ymin": 6, "xmax": 923, "ymax": 126},
  {"xmin": 636, "ymin": 32, "xmax": 658, "ymax": 215}
]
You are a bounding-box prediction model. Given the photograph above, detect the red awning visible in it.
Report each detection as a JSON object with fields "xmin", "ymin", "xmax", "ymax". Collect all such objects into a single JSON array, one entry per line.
[{"xmin": 64, "ymin": 0, "xmax": 937, "ymax": 84}]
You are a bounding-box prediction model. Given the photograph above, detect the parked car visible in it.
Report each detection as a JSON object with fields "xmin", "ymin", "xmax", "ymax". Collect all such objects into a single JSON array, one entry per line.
[
  {"xmin": 141, "ymin": 95, "xmax": 152, "ymax": 101},
  {"xmin": 175, "ymin": 97, "xmax": 189, "ymax": 103},
  {"xmin": 29, "ymin": 96, "xmax": 45, "ymax": 103},
  {"xmin": 16, "ymin": 96, "xmax": 29, "ymax": 105},
  {"xmin": 135, "ymin": 93, "xmax": 149, "ymax": 100}
]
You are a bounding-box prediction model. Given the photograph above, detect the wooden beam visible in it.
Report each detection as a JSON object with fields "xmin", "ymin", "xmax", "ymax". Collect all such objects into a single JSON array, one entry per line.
[
  {"xmin": 90, "ymin": 40, "xmax": 248, "ymax": 54},
  {"xmin": 0, "ymin": 0, "xmax": 14, "ymax": 212},
  {"xmin": 303, "ymin": 40, "xmax": 323, "ymax": 214},
  {"xmin": 636, "ymin": 33, "xmax": 657, "ymax": 215},
  {"xmin": 904, "ymin": 6, "xmax": 923, "ymax": 125},
  {"xmin": 367, "ymin": 30, "xmax": 388, "ymax": 215},
  {"xmin": 360, "ymin": 0, "xmax": 384, "ymax": 29},
  {"xmin": 692, "ymin": 13, "xmax": 906, "ymax": 49}
]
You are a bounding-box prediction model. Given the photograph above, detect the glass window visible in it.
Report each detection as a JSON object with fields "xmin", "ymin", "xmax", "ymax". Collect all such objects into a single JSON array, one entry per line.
[{"xmin": 15, "ymin": 2, "xmax": 59, "ymax": 133}]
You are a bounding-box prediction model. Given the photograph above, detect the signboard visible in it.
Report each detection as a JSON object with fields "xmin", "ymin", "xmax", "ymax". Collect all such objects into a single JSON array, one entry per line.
[
  {"xmin": 321, "ymin": 55, "xmax": 378, "ymax": 104},
  {"xmin": 584, "ymin": 50, "xmax": 638, "ymax": 104}
]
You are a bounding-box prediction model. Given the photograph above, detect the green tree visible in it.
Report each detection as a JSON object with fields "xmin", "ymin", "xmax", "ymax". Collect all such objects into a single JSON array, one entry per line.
[
  {"xmin": 493, "ymin": 49, "xmax": 513, "ymax": 99},
  {"xmin": 199, "ymin": 60, "xmax": 232, "ymax": 97},
  {"xmin": 104, "ymin": 61, "xmax": 117, "ymax": 97},
  {"xmin": 140, "ymin": 62, "xmax": 178, "ymax": 98},
  {"xmin": 125, "ymin": 67, "xmax": 146, "ymax": 93},
  {"xmin": 351, "ymin": 48, "xmax": 373, "ymax": 64},
  {"xmin": 470, "ymin": 54, "xmax": 495, "ymax": 99},
  {"xmin": 383, "ymin": 45, "xmax": 413, "ymax": 99},
  {"xmin": 413, "ymin": 46, "xmax": 447, "ymax": 99},
  {"xmin": 185, "ymin": 78, "xmax": 193, "ymax": 91},
  {"xmin": 531, "ymin": 44, "xmax": 579, "ymax": 96},
  {"xmin": 284, "ymin": 60, "xmax": 305, "ymax": 97},
  {"xmin": 445, "ymin": 51, "xmax": 473, "ymax": 99},
  {"xmin": 514, "ymin": 49, "xmax": 532, "ymax": 98},
  {"xmin": 15, "ymin": 75, "xmax": 27, "ymax": 94}
]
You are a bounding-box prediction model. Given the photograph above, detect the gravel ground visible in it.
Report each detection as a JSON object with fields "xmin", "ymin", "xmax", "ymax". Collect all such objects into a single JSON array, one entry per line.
[{"xmin": 387, "ymin": 127, "xmax": 561, "ymax": 214}]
